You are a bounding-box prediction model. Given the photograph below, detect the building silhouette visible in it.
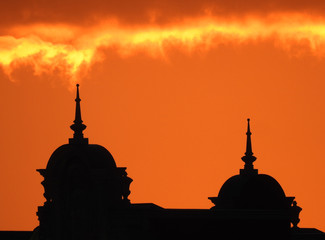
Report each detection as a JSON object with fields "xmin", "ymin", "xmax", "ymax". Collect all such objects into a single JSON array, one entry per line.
[{"xmin": 1, "ymin": 85, "xmax": 325, "ymax": 240}]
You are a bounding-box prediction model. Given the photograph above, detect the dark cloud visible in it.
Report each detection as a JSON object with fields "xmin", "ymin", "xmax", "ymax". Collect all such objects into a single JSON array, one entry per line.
[{"xmin": 1, "ymin": 0, "xmax": 325, "ymax": 28}]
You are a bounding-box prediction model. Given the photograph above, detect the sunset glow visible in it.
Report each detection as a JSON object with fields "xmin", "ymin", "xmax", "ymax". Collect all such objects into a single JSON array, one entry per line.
[
  {"xmin": 2, "ymin": 13, "xmax": 325, "ymax": 84},
  {"xmin": 2, "ymin": 1, "xmax": 325, "ymax": 233}
]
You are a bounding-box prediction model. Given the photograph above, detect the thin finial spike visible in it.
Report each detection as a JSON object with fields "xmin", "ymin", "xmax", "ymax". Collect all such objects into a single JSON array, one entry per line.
[
  {"xmin": 76, "ymin": 84, "xmax": 80, "ymax": 99},
  {"xmin": 245, "ymin": 118, "xmax": 253, "ymax": 156},
  {"xmin": 70, "ymin": 84, "xmax": 87, "ymax": 142},
  {"xmin": 74, "ymin": 84, "xmax": 82, "ymax": 124}
]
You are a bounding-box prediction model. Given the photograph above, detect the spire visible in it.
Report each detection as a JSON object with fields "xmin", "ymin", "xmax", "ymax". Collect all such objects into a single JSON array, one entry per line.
[
  {"xmin": 69, "ymin": 84, "xmax": 88, "ymax": 144},
  {"xmin": 240, "ymin": 118, "xmax": 258, "ymax": 175},
  {"xmin": 245, "ymin": 118, "xmax": 253, "ymax": 156}
]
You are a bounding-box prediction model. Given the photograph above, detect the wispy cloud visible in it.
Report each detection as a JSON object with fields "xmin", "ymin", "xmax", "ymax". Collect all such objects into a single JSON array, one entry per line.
[{"xmin": 1, "ymin": 13, "xmax": 325, "ymax": 84}]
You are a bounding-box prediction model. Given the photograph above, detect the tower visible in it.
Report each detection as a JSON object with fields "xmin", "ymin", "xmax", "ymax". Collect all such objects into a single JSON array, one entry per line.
[
  {"xmin": 209, "ymin": 119, "xmax": 294, "ymax": 210},
  {"xmin": 36, "ymin": 85, "xmax": 132, "ymax": 240}
]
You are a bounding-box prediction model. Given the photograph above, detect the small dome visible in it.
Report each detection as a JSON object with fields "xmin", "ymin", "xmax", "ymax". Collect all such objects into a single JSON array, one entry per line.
[
  {"xmin": 209, "ymin": 119, "xmax": 292, "ymax": 210},
  {"xmin": 46, "ymin": 143, "xmax": 117, "ymax": 178},
  {"xmin": 216, "ymin": 173, "xmax": 287, "ymax": 209}
]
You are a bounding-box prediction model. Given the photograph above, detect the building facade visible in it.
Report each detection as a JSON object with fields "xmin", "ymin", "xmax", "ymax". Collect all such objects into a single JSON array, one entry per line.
[{"xmin": 5, "ymin": 84, "xmax": 323, "ymax": 240}]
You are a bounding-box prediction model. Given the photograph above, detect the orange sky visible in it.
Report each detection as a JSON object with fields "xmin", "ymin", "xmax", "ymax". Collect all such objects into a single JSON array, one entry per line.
[{"xmin": 1, "ymin": 0, "xmax": 325, "ymax": 232}]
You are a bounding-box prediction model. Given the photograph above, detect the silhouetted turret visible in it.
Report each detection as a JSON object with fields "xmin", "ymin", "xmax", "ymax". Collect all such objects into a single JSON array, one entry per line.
[
  {"xmin": 36, "ymin": 85, "xmax": 132, "ymax": 240},
  {"xmin": 209, "ymin": 119, "xmax": 294, "ymax": 210}
]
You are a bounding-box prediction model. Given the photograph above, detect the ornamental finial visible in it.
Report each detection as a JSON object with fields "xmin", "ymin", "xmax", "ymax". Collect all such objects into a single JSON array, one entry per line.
[
  {"xmin": 240, "ymin": 118, "xmax": 257, "ymax": 174},
  {"xmin": 69, "ymin": 84, "xmax": 87, "ymax": 143}
]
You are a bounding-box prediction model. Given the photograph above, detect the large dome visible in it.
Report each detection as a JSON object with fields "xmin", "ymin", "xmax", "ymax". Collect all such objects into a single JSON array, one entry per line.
[
  {"xmin": 46, "ymin": 143, "xmax": 117, "ymax": 177},
  {"xmin": 43, "ymin": 84, "xmax": 118, "ymax": 183},
  {"xmin": 36, "ymin": 84, "xmax": 133, "ymax": 240},
  {"xmin": 216, "ymin": 173, "xmax": 287, "ymax": 209}
]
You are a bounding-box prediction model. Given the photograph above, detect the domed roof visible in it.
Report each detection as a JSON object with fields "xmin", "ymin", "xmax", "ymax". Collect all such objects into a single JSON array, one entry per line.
[
  {"xmin": 217, "ymin": 173, "xmax": 286, "ymax": 209},
  {"xmin": 46, "ymin": 143, "xmax": 117, "ymax": 176},
  {"xmin": 209, "ymin": 119, "xmax": 291, "ymax": 210},
  {"xmin": 45, "ymin": 84, "xmax": 117, "ymax": 178}
]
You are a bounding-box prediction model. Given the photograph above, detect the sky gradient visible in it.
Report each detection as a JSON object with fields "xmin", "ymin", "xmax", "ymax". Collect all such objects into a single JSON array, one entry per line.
[{"xmin": 1, "ymin": 0, "xmax": 325, "ymax": 231}]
